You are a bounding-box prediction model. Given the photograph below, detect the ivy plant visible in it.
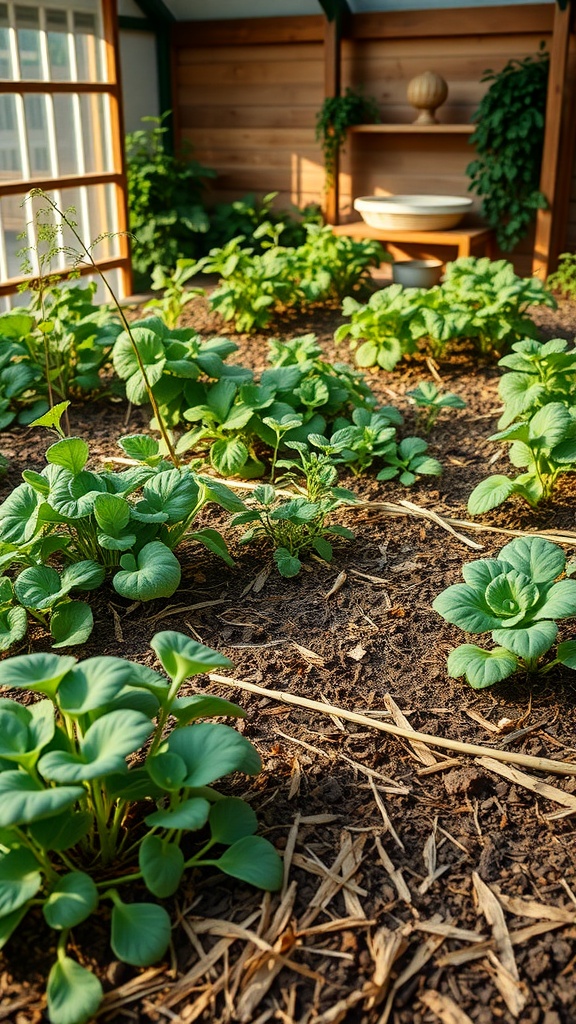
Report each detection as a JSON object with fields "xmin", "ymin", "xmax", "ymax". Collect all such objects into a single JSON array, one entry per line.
[
  {"xmin": 0, "ymin": 631, "xmax": 283, "ymax": 1024},
  {"xmin": 466, "ymin": 47, "xmax": 549, "ymax": 251},
  {"xmin": 315, "ymin": 87, "xmax": 380, "ymax": 190},
  {"xmin": 433, "ymin": 537, "xmax": 576, "ymax": 688}
]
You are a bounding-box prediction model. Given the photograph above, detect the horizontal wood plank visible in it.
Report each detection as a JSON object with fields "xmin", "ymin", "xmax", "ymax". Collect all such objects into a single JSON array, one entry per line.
[
  {"xmin": 179, "ymin": 106, "xmax": 318, "ymax": 130},
  {"xmin": 177, "ymin": 59, "xmax": 323, "ymax": 87},
  {"xmin": 176, "ymin": 83, "xmax": 323, "ymax": 107},
  {"xmin": 182, "ymin": 128, "xmax": 319, "ymax": 149},
  {"xmin": 349, "ymin": 5, "xmax": 553, "ymax": 40},
  {"xmin": 177, "ymin": 42, "xmax": 322, "ymax": 65},
  {"xmin": 171, "ymin": 16, "xmax": 325, "ymax": 48}
]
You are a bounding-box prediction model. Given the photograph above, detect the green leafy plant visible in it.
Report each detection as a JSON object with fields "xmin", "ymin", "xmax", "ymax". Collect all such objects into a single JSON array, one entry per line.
[
  {"xmin": 232, "ymin": 441, "xmax": 357, "ymax": 576},
  {"xmin": 547, "ymin": 252, "xmax": 576, "ymax": 299},
  {"xmin": 0, "ymin": 405, "xmax": 243, "ymax": 648},
  {"xmin": 440, "ymin": 257, "xmax": 556, "ymax": 356},
  {"xmin": 335, "ymin": 285, "xmax": 427, "ymax": 370},
  {"xmin": 289, "ymin": 225, "xmax": 386, "ymax": 302},
  {"xmin": 406, "ymin": 381, "xmax": 466, "ymax": 431},
  {"xmin": 468, "ymin": 402, "xmax": 576, "ymax": 514},
  {"xmin": 0, "ymin": 281, "xmax": 121, "ymax": 429},
  {"xmin": 125, "ymin": 114, "xmax": 216, "ymax": 283},
  {"xmin": 466, "ymin": 47, "xmax": 549, "ymax": 251},
  {"xmin": 143, "ymin": 259, "xmax": 204, "ymax": 329},
  {"xmin": 497, "ymin": 338, "xmax": 576, "ymax": 428},
  {"xmin": 204, "ymin": 190, "xmax": 322, "ymax": 253},
  {"xmin": 315, "ymin": 88, "xmax": 380, "ymax": 190},
  {"xmin": 433, "ymin": 537, "xmax": 576, "ymax": 688},
  {"xmin": 0, "ymin": 630, "xmax": 283, "ymax": 1024}
]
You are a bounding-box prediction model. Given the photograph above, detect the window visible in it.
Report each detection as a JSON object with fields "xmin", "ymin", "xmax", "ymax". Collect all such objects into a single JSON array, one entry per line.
[{"xmin": 0, "ymin": 0, "xmax": 131, "ymax": 307}]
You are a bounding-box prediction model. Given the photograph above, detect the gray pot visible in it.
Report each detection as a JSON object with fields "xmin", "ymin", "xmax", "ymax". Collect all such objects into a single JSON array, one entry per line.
[{"xmin": 392, "ymin": 259, "xmax": 443, "ymax": 288}]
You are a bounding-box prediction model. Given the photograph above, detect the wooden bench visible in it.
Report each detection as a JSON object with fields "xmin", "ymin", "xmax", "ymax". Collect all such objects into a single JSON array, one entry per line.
[{"xmin": 331, "ymin": 220, "xmax": 495, "ymax": 260}]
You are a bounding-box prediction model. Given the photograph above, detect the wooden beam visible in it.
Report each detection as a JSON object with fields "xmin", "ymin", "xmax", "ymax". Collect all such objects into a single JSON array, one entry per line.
[
  {"xmin": 323, "ymin": 14, "xmax": 341, "ymax": 226},
  {"xmin": 102, "ymin": 0, "xmax": 133, "ymax": 299},
  {"xmin": 171, "ymin": 16, "xmax": 325, "ymax": 49},
  {"xmin": 533, "ymin": 1, "xmax": 575, "ymax": 278},
  {"xmin": 350, "ymin": 4, "xmax": 553, "ymax": 40}
]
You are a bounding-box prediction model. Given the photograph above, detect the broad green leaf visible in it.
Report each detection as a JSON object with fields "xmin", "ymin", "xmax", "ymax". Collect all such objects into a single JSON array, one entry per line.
[
  {"xmin": 43, "ymin": 872, "xmax": 99, "ymax": 929},
  {"xmin": 113, "ymin": 542, "xmax": 181, "ymax": 601},
  {"xmin": 139, "ymin": 835, "xmax": 185, "ymax": 898},
  {"xmin": 0, "ymin": 700, "xmax": 54, "ymax": 769},
  {"xmin": 484, "ymin": 571, "xmax": 538, "ymax": 624},
  {"xmin": 0, "ymin": 904, "xmax": 29, "ymax": 950},
  {"xmin": 212, "ymin": 835, "xmax": 283, "ymax": 891},
  {"xmin": 57, "ymin": 656, "xmax": 149, "ymax": 715},
  {"xmin": 51, "ymin": 602, "xmax": 94, "ymax": 648},
  {"xmin": 209, "ymin": 797, "xmax": 257, "ymax": 844},
  {"xmin": 274, "ymin": 548, "xmax": 301, "ymax": 578},
  {"xmin": 165, "ymin": 722, "xmax": 261, "ymax": 786},
  {"xmin": 0, "ymin": 483, "xmax": 41, "ymax": 543},
  {"xmin": 0, "ymin": 848, "xmax": 42, "ymax": 914},
  {"xmin": 0, "ymin": 772, "xmax": 83, "ymax": 827},
  {"xmin": 0, "ymin": 651, "xmax": 77, "ymax": 698},
  {"xmin": 47, "ymin": 956, "xmax": 103, "ymax": 1024},
  {"xmin": 0, "ymin": 310, "xmax": 34, "ymax": 337},
  {"xmin": 171, "ymin": 694, "xmax": 245, "ymax": 726},
  {"xmin": 112, "ymin": 327, "xmax": 167, "ymax": 405},
  {"xmin": 0, "ymin": 606, "xmax": 27, "ymax": 651},
  {"xmin": 188, "ymin": 528, "xmax": 234, "ymax": 567},
  {"xmin": 93, "ymin": 492, "xmax": 131, "ymax": 534},
  {"xmin": 110, "ymin": 900, "xmax": 171, "ymax": 966},
  {"xmin": 118, "ymin": 434, "xmax": 161, "ymax": 464},
  {"xmin": 432, "ymin": 583, "xmax": 501, "ymax": 633},
  {"xmin": 467, "ymin": 475, "xmax": 516, "ymax": 516},
  {"xmin": 557, "ymin": 640, "xmax": 576, "ymax": 670},
  {"xmin": 14, "ymin": 565, "xmax": 64, "ymax": 610},
  {"xmin": 528, "ymin": 402, "xmax": 571, "ymax": 449},
  {"xmin": 196, "ymin": 476, "xmax": 246, "ymax": 514},
  {"xmin": 144, "ymin": 796, "xmax": 211, "ymax": 830},
  {"xmin": 140, "ymin": 469, "xmax": 200, "ymax": 524},
  {"xmin": 46, "ymin": 438, "xmax": 89, "ymax": 474},
  {"xmin": 28, "ymin": 810, "xmax": 92, "ymax": 851},
  {"xmin": 312, "ymin": 536, "xmax": 333, "ymax": 562},
  {"xmin": 532, "ymin": 578, "xmax": 576, "ymax": 621},
  {"xmin": 447, "ymin": 644, "xmax": 517, "ymax": 689},
  {"xmin": 462, "ymin": 559, "xmax": 505, "ymax": 589},
  {"xmin": 210, "ymin": 438, "xmax": 248, "ymax": 477},
  {"xmin": 59, "ymin": 561, "xmax": 105, "ymax": 592},
  {"xmin": 151, "ymin": 631, "xmax": 232, "ymax": 683},
  {"xmin": 498, "ymin": 537, "xmax": 565, "ymax": 584},
  {"xmin": 39, "ymin": 709, "xmax": 152, "ymax": 782},
  {"xmin": 146, "ymin": 751, "xmax": 188, "ymax": 792},
  {"xmin": 492, "ymin": 620, "xmax": 557, "ymax": 660}
]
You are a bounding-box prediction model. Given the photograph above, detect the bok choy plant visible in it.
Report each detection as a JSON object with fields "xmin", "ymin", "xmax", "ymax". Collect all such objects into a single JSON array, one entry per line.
[
  {"xmin": 0, "ymin": 630, "xmax": 282, "ymax": 1024},
  {"xmin": 433, "ymin": 537, "xmax": 576, "ymax": 688}
]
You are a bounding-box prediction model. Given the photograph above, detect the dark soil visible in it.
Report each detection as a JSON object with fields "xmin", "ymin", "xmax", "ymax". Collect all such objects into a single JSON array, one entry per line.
[{"xmin": 2, "ymin": 292, "xmax": 576, "ymax": 1024}]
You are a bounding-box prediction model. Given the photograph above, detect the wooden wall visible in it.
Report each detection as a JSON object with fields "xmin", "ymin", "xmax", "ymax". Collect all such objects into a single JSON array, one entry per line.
[{"xmin": 172, "ymin": 6, "xmax": 575, "ymax": 273}]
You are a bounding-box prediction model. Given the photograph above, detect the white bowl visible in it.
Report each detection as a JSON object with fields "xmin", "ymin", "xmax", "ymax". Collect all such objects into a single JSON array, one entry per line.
[
  {"xmin": 392, "ymin": 259, "xmax": 443, "ymax": 288},
  {"xmin": 353, "ymin": 195, "xmax": 473, "ymax": 230}
]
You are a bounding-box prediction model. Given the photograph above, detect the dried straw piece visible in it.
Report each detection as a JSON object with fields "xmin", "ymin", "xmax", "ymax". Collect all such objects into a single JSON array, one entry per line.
[
  {"xmin": 420, "ymin": 989, "xmax": 475, "ymax": 1024},
  {"xmin": 209, "ymin": 673, "xmax": 576, "ymax": 777}
]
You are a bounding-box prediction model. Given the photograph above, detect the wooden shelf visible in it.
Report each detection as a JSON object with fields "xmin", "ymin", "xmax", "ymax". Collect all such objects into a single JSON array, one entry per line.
[{"xmin": 349, "ymin": 123, "xmax": 475, "ymax": 134}]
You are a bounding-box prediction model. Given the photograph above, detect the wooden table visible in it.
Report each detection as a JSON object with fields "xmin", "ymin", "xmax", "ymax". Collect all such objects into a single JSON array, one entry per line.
[{"xmin": 331, "ymin": 221, "xmax": 495, "ymax": 260}]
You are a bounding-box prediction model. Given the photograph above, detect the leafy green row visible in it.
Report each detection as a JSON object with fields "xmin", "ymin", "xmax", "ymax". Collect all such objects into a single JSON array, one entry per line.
[
  {"xmin": 335, "ymin": 257, "xmax": 555, "ymax": 369},
  {"xmin": 0, "ymin": 630, "xmax": 282, "ymax": 1024}
]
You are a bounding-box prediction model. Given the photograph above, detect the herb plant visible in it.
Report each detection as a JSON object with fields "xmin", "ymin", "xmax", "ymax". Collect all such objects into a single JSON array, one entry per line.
[
  {"xmin": 466, "ymin": 48, "xmax": 549, "ymax": 251},
  {"xmin": 232, "ymin": 441, "xmax": 357, "ymax": 577},
  {"xmin": 143, "ymin": 259, "xmax": 204, "ymax": 329},
  {"xmin": 316, "ymin": 88, "xmax": 380, "ymax": 189},
  {"xmin": 204, "ymin": 190, "xmax": 322, "ymax": 253},
  {"xmin": 433, "ymin": 537, "xmax": 576, "ymax": 688},
  {"xmin": 0, "ymin": 630, "xmax": 283, "ymax": 1024},
  {"xmin": 547, "ymin": 252, "xmax": 576, "ymax": 300},
  {"xmin": 406, "ymin": 381, "xmax": 466, "ymax": 432},
  {"xmin": 467, "ymin": 402, "xmax": 576, "ymax": 514}
]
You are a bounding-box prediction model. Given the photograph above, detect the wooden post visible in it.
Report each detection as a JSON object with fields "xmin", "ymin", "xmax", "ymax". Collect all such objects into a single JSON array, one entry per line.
[
  {"xmin": 102, "ymin": 0, "xmax": 133, "ymax": 298},
  {"xmin": 532, "ymin": 1, "xmax": 575, "ymax": 279},
  {"xmin": 323, "ymin": 14, "xmax": 341, "ymax": 225}
]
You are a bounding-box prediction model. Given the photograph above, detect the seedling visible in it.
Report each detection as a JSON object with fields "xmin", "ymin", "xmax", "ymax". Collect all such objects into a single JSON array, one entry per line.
[
  {"xmin": 433, "ymin": 536, "xmax": 576, "ymax": 688},
  {"xmin": 144, "ymin": 258, "xmax": 204, "ymax": 328},
  {"xmin": 0, "ymin": 631, "xmax": 283, "ymax": 1024},
  {"xmin": 406, "ymin": 381, "xmax": 466, "ymax": 432}
]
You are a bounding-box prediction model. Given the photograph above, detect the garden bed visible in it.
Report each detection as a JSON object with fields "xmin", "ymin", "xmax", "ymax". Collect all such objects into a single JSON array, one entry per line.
[{"xmin": 1, "ymin": 294, "xmax": 576, "ymax": 1024}]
